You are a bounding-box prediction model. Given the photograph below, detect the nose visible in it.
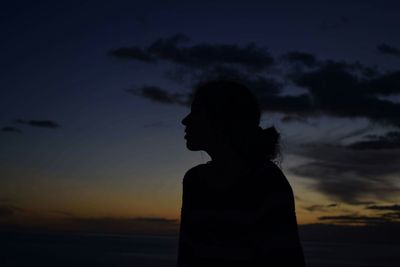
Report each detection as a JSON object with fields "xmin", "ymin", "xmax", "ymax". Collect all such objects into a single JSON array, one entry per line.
[{"xmin": 181, "ymin": 114, "xmax": 189, "ymax": 126}]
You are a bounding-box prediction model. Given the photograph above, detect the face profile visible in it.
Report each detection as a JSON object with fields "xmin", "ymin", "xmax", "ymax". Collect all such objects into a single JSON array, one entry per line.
[
  {"xmin": 181, "ymin": 97, "xmax": 218, "ymax": 152},
  {"xmin": 181, "ymin": 80, "xmax": 265, "ymax": 160}
]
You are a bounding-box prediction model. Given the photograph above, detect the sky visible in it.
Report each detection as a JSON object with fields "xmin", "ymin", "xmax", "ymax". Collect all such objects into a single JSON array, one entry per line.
[{"xmin": 1, "ymin": 0, "xmax": 400, "ymax": 236}]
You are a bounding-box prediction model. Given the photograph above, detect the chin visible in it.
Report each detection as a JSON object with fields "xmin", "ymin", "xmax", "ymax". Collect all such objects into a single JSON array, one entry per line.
[{"xmin": 185, "ymin": 140, "xmax": 203, "ymax": 151}]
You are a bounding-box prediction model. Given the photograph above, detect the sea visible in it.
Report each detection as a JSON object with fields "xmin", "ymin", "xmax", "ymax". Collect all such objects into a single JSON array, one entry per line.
[{"xmin": 1, "ymin": 231, "xmax": 399, "ymax": 266}]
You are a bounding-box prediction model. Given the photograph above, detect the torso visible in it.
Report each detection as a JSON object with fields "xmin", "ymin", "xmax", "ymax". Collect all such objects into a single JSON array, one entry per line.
[{"xmin": 178, "ymin": 160, "xmax": 304, "ymax": 266}]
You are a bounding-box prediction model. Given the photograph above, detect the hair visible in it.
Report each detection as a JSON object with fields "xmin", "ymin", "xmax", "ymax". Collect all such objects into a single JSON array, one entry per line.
[{"xmin": 192, "ymin": 80, "xmax": 281, "ymax": 164}]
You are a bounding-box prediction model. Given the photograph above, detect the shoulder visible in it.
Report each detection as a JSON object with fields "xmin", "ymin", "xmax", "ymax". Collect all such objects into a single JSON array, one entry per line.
[
  {"xmin": 252, "ymin": 161, "xmax": 296, "ymax": 210},
  {"xmin": 182, "ymin": 163, "xmax": 210, "ymax": 185},
  {"xmin": 253, "ymin": 161, "xmax": 292, "ymax": 192}
]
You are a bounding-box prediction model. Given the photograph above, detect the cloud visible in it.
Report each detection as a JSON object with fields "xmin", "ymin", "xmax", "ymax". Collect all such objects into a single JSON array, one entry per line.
[
  {"xmin": 129, "ymin": 63, "xmax": 315, "ymax": 117},
  {"xmin": 292, "ymin": 62, "xmax": 400, "ymax": 127},
  {"xmin": 366, "ymin": 204, "xmax": 400, "ymax": 211},
  {"xmin": 111, "ymin": 36, "xmax": 400, "ymax": 207},
  {"xmin": 318, "ymin": 214, "xmax": 389, "ymax": 224},
  {"xmin": 318, "ymin": 211, "xmax": 400, "ymax": 226},
  {"xmin": 1, "ymin": 126, "xmax": 21, "ymax": 133},
  {"xmin": 335, "ymin": 125, "xmax": 374, "ymax": 142},
  {"xmin": 127, "ymin": 85, "xmax": 190, "ymax": 105},
  {"xmin": 289, "ymin": 143, "xmax": 400, "ymax": 204},
  {"xmin": 113, "ymin": 35, "xmax": 400, "ymax": 128},
  {"xmin": 365, "ymin": 71, "xmax": 400, "ymax": 96},
  {"xmin": 111, "ymin": 34, "xmax": 275, "ymax": 72},
  {"xmin": 304, "ymin": 203, "xmax": 338, "ymax": 212},
  {"xmin": 113, "ymin": 33, "xmax": 400, "ymax": 206},
  {"xmin": 383, "ymin": 212, "xmax": 400, "ymax": 219},
  {"xmin": 347, "ymin": 131, "xmax": 400, "ymax": 150},
  {"xmin": 377, "ymin": 43, "xmax": 400, "ymax": 57},
  {"xmin": 281, "ymin": 51, "xmax": 318, "ymax": 67},
  {"xmin": 15, "ymin": 119, "xmax": 60, "ymax": 128}
]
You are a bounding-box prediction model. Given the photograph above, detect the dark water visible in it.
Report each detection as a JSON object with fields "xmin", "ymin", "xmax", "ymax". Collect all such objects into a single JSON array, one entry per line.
[{"xmin": 1, "ymin": 231, "xmax": 399, "ymax": 266}]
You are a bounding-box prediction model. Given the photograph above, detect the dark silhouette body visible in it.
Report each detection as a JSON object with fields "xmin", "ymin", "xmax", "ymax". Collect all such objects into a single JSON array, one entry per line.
[{"xmin": 178, "ymin": 81, "xmax": 305, "ymax": 266}]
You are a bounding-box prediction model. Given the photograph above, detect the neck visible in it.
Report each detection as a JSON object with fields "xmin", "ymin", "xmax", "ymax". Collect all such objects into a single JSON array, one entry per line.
[{"xmin": 205, "ymin": 144, "xmax": 249, "ymax": 173}]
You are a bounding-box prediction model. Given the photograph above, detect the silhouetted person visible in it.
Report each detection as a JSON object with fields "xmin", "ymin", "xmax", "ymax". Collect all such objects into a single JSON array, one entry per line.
[{"xmin": 177, "ymin": 80, "xmax": 305, "ymax": 266}]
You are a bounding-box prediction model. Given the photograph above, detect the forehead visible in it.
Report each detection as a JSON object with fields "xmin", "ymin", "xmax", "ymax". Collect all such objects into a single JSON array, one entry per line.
[{"xmin": 190, "ymin": 93, "xmax": 209, "ymax": 110}]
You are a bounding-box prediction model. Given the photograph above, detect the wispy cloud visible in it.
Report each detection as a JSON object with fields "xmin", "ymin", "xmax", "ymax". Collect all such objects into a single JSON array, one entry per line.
[
  {"xmin": 347, "ymin": 131, "xmax": 400, "ymax": 150},
  {"xmin": 289, "ymin": 143, "xmax": 400, "ymax": 204},
  {"xmin": 15, "ymin": 119, "xmax": 60, "ymax": 129},
  {"xmin": 1, "ymin": 126, "xmax": 22, "ymax": 133},
  {"xmin": 111, "ymin": 34, "xmax": 274, "ymax": 72},
  {"xmin": 318, "ymin": 211, "xmax": 400, "ymax": 226},
  {"xmin": 304, "ymin": 203, "xmax": 338, "ymax": 212},
  {"xmin": 377, "ymin": 43, "xmax": 400, "ymax": 57},
  {"xmin": 127, "ymin": 86, "xmax": 190, "ymax": 105},
  {"xmin": 366, "ymin": 204, "xmax": 400, "ymax": 211}
]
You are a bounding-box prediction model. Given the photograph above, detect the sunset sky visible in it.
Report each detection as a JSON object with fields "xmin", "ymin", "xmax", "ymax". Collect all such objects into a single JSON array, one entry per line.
[{"xmin": 1, "ymin": 0, "xmax": 400, "ymax": 235}]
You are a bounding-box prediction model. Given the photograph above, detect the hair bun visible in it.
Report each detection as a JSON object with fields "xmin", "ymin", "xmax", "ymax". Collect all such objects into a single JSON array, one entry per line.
[
  {"xmin": 255, "ymin": 126, "xmax": 279, "ymax": 159},
  {"xmin": 263, "ymin": 126, "xmax": 278, "ymax": 139}
]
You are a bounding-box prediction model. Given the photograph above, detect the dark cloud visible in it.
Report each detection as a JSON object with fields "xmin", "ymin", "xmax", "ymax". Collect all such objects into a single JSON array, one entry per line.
[
  {"xmin": 365, "ymin": 71, "xmax": 400, "ymax": 96},
  {"xmin": 318, "ymin": 214, "xmax": 390, "ymax": 225},
  {"xmin": 304, "ymin": 203, "xmax": 338, "ymax": 212},
  {"xmin": 366, "ymin": 204, "xmax": 400, "ymax": 211},
  {"xmin": 131, "ymin": 63, "xmax": 315, "ymax": 117},
  {"xmin": 383, "ymin": 212, "xmax": 400, "ymax": 219},
  {"xmin": 281, "ymin": 51, "xmax": 318, "ymax": 68},
  {"xmin": 289, "ymin": 143, "xmax": 400, "ymax": 204},
  {"xmin": 113, "ymin": 35, "xmax": 400, "ymax": 128},
  {"xmin": 377, "ymin": 43, "xmax": 400, "ymax": 57},
  {"xmin": 127, "ymin": 86, "xmax": 190, "ymax": 105},
  {"xmin": 335, "ymin": 125, "xmax": 374, "ymax": 142},
  {"xmin": 15, "ymin": 119, "xmax": 60, "ymax": 128},
  {"xmin": 318, "ymin": 210, "xmax": 400, "ymax": 226},
  {"xmin": 347, "ymin": 131, "xmax": 400, "ymax": 150},
  {"xmin": 1, "ymin": 126, "xmax": 21, "ymax": 133},
  {"xmin": 111, "ymin": 34, "xmax": 275, "ymax": 72},
  {"xmin": 112, "ymin": 37, "xmax": 400, "ymax": 206},
  {"xmin": 292, "ymin": 62, "xmax": 400, "ymax": 127}
]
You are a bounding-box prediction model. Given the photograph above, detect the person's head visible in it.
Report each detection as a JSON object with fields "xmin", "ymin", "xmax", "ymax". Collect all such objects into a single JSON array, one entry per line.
[{"xmin": 181, "ymin": 80, "xmax": 280, "ymax": 163}]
